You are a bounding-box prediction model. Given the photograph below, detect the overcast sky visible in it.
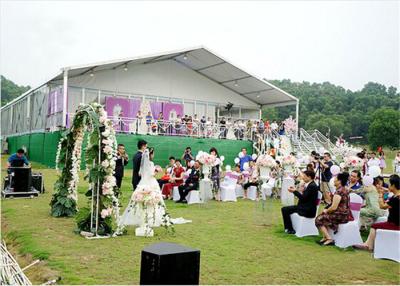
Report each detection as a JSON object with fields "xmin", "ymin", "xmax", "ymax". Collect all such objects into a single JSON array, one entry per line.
[{"xmin": 1, "ymin": 1, "xmax": 398, "ymax": 91}]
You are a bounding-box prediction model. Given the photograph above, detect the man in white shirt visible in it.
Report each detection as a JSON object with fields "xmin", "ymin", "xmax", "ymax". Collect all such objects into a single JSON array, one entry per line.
[{"xmin": 271, "ymin": 121, "xmax": 279, "ymax": 131}]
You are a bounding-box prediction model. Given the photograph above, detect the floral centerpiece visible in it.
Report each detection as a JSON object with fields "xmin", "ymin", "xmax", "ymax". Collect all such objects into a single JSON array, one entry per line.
[
  {"xmin": 282, "ymin": 155, "xmax": 297, "ymax": 172},
  {"xmin": 256, "ymin": 154, "xmax": 277, "ymax": 168},
  {"xmin": 344, "ymin": 155, "xmax": 364, "ymax": 171},
  {"xmin": 196, "ymin": 151, "xmax": 216, "ymax": 181}
]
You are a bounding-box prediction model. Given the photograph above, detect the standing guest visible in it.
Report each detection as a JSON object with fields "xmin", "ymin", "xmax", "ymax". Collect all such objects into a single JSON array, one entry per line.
[
  {"xmin": 177, "ymin": 161, "xmax": 201, "ymax": 203},
  {"xmin": 206, "ymin": 117, "xmax": 213, "ymax": 138},
  {"xmin": 359, "ymin": 177, "xmax": 385, "ymax": 229},
  {"xmin": 175, "ymin": 114, "xmax": 182, "ymax": 135},
  {"xmin": 193, "ymin": 114, "xmax": 199, "ymax": 136},
  {"xmin": 281, "ymin": 170, "xmax": 319, "ymax": 234},
  {"xmin": 219, "ymin": 117, "xmax": 227, "ymax": 139},
  {"xmin": 115, "ymin": 144, "xmax": 129, "ymax": 190},
  {"xmin": 394, "ymin": 152, "xmax": 400, "ymax": 174},
  {"xmin": 264, "ymin": 120, "xmax": 271, "ymax": 135},
  {"xmin": 378, "ymin": 151, "xmax": 386, "ymax": 173},
  {"xmin": 238, "ymin": 120, "xmax": 245, "ymax": 140},
  {"xmin": 239, "ymin": 148, "xmax": 252, "ymax": 171},
  {"xmin": 158, "ymin": 156, "xmax": 176, "ymax": 189},
  {"xmin": 145, "ymin": 112, "xmax": 153, "ymax": 134},
  {"xmin": 258, "ymin": 119, "xmax": 265, "ymax": 135},
  {"xmin": 157, "ymin": 112, "xmax": 164, "ymax": 135},
  {"xmin": 246, "ymin": 120, "xmax": 252, "ymax": 140},
  {"xmin": 135, "ymin": 110, "xmax": 143, "ymax": 134},
  {"xmin": 271, "ymin": 120, "xmax": 278, "ymax": 132},
  {"xmin": 368, "ymin": 152, "xmax": 381, "ymax": 168},
  {"xmin": 210, "ymin": 147, "xmax": 221, "ymax": 199},
  {"xmin": 200, "ymin": 115, "xmax": 206, "ymax": 137},
  {"xmin": 181, "ymin": 115, "xmax": 188, "ymax": 135},
  {"xmin": 319, "ymin": 152, "xmax": 334, "ymax": 204},
  {"xmin": 181, "ymin": 147, "xmax": 194, "ymax": 167},
  {"xmin": 7, "ymin": 148, "xmax": 30, "ymax": 168},
  {"xmin": 162, "ymin": 159, "xmax": 185, "ymax": 199},
  {"xmin": 187, "ymin": 116, "xmax": 193, "ymax": 136},
  {"xmin": 132, "ymin": 140, "xmax": 147, "ymax": 190},
  {"xmin": 354, "ymin": 174, "xmax": 400, "ymax": 251},
  {"xmin": 315, "ymin": 172, "xmax": 353, "ymax": 246},
  {"xmin": 278, "ymin": 122, "xmax": 285, "ymax": 135}
]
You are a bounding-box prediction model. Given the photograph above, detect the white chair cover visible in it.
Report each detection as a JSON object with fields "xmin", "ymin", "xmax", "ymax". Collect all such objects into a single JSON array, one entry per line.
[
  {"xmin": 172, "ymin": 186, "xmax": 180, "ymax": 201},
  {"xmin": 220, "ymin": 173, "xmax": 238, "ymax": 202},
  {"xmin": 235, "ymin": 184, "xmax": 244, "ymax": 198},
  {"xmin": 329, "ymin": 193, "xmax": 363, "ymax": 248},
  {"xmin": 290, "ymin": 192, "xmax": 322, "ymax": 237},
  {"xmin": 186, "ymin": 190, "xmax": 201, "ymax": 205},
  {"xmin": 374, "ymin": 229, "xmax": 400, "ymax": 263},
  {"xmin": 247, "ymin": 186, "xmax": 257, "ymax": 201},
  {"xmin": 281, "ymin": 177, "xmax": 295, "ymax": 206}
]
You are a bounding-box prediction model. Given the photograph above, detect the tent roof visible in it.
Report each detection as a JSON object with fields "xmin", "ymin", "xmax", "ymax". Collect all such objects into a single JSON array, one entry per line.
[{"xmin": 2, "ymin": 46, "xmax": 298, "ymax": 110}]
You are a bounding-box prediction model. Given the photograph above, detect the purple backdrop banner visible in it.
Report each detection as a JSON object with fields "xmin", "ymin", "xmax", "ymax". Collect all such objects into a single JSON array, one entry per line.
[
  {"xmin": 150, "ymin": 102, "xmax": 163, "ymax": 119},
  {"xmin": 105, "ymin": 97, "xmax": 136, "ymax": 132},
  {"xmin": 163, "ymin": 103, "xmax": 184, "ymax": 120},
  {"xmin": 47, "ymin": 87, "xmax": 63, "ymax": 116}
]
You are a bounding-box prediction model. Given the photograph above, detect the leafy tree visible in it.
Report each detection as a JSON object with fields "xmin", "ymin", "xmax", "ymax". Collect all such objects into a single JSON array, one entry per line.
[
  {"xmin": 1, "ymin": 75, "xmax": 31, "ymax": 106},
  {"xmin": 368, "ymin": 108, "xmax": 400, "ymax": 149}
]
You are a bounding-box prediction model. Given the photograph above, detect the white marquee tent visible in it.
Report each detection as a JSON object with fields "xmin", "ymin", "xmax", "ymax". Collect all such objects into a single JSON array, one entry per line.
[{"xmin": 1, "ymin": 46, "xmax": 299, "ymax": 137}]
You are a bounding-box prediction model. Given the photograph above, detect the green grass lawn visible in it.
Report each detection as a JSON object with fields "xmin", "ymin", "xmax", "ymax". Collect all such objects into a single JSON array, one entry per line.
[{"xmin": 1, "ymin": 156, "xmax": 399, "ymax": 285}]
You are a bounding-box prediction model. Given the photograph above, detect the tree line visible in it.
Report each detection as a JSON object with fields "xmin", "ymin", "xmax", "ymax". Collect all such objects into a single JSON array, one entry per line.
[
  {"xmin": 263, "ymin": 80, "xmax": 399, "ymax": 149},
  {"xmin": 1, "ymin": 75, "xmax": 399, "ymax": 149}
]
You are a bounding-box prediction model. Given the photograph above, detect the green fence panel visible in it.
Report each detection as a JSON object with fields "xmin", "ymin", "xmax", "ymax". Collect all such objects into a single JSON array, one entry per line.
[
  {"xmin": 29, "ymin": 133, "xmax": 45, "ymax": 162},
  {"xmin": 115, "ymin": 134, "xmax": 253, "ymax": 169},
  {"xmin": 5, "ymin": 132, "xmax": 253, "ymax": 169},
  {"xmin": 42, "ymin": 131, "xmax": 62, "ymax": 167}
]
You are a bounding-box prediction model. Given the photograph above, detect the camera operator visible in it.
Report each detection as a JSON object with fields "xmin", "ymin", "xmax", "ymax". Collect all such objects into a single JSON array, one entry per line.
[
  {"xmin": 181, "ymin": 146, "xmax": 194, "ymax": 167},
  {"xmin": 115, "ymin": 144, "xmax": 129, "ymax": 191},
  {"xmin": 318, "ymin": 152, "xmax": 334, "ymax": 204}
]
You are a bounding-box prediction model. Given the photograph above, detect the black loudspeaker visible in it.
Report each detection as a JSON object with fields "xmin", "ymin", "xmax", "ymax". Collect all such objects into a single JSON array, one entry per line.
[
  {"xmin": 140, "ymin": 242, "xmax": 200, "ymax": 285},
  {"xmin": 12, "ymin": 168, "xmax": 32, "ymax": 192},
  {"xmin": 32, "ymin": 173, "xmax": 44, "ymax": 193}
]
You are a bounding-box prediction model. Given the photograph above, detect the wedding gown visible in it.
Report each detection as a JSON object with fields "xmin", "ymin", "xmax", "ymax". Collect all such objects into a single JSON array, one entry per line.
[{"xmin": 118, "ymin": 150, "xmax": 165, "ymax": 228}]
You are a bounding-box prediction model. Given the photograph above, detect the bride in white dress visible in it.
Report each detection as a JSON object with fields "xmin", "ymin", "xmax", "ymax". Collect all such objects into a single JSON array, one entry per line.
[{"xmin": 118, "ymin": 148, "xmax": 166, "ymax": 230}]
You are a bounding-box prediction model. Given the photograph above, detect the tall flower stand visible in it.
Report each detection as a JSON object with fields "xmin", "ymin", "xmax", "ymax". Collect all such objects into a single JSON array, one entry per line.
[
  {"xmin": 259, "ymin": 166, "xmax": 271, "ymax": 199},
  {"xmin": 281, "ymin": 171, "xmax": 295, "ymax": 206},
  {"xmin": 202, "ymin": 165, "xmax": 211, "ymax": 181}
]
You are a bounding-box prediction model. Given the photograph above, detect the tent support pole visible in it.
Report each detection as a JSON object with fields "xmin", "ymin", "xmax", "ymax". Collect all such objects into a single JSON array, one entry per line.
[{"xmin": 62, "ymin": 69, "xmax": 69, "ymax": 127}]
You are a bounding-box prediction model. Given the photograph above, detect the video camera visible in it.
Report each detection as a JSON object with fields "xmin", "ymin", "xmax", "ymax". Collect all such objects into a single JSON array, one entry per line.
[{"xmin": 313, "ymin": 153, "xmax": 324, "ymax": 160}]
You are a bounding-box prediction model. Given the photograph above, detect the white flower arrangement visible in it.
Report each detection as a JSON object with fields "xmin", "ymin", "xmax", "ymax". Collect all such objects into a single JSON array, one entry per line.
[
  {"xmin": 282, "ymin": 155, "xmax": 297, "ymax": 166},
  {"xmin": 256, "ymin": 154, "xmax": 277, "ymax": 168},
  {"xmin": 196, "ymin": 151, "xmax": 216, "ymax": 166},
  {"xmin": 344, "ymin": 155, "xmax": 364, "ymax": 170}
]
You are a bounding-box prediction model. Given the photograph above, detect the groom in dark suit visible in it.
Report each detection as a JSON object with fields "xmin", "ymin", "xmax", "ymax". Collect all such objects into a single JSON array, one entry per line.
[
  {"xmin": 281, "ymin": 170, "xmax": 319, "ymax": 234},
  {"xmin": 132, "ymin": 139, "xmax": 147, "ymax": 190}
]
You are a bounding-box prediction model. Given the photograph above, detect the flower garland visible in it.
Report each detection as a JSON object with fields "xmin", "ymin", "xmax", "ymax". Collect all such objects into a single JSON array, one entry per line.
[{"xmin": 51, "ymin": 103, "xmax": 120, "ymax": 236}]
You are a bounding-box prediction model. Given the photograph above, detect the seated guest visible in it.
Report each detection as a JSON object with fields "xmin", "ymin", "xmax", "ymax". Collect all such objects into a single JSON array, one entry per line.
[
  {"xmin": 162, "ymin": 159, "xmax": 185, "ymax": 199},
  {"xmin": 354, "ymin": 174, "xmax": 400, "ymax": 251},
  {"xmin": 7, "ymin": 149, "xmax": 30, "ymax": 168},
  {"xmin": 229, "ymin": 164, "xmax": 244, "ymax": 185},
  {"xmin": 315, "ymin": 172, "xmax": 353, "ymax": 246},
  {"xmin": 349, "ymin": 170, "xmax": 363, "ymax": 193},
  {"xmin": 158, "ymin": 156, "xmax": 176, "ymax": 189},
  {"xmin": 359, "ymin": 177, "xmax": 385, "ymax": 229},
  {"xmin": 177, "ymin": 161, "xmax": 201, "ymax": 203},
  {"xmin": 243, "ymin": 161, "xmax": 259, "ymax": 198},
  {"xmin": 281, "ymin": 170, "xmax": 319, "ymax": 234}
]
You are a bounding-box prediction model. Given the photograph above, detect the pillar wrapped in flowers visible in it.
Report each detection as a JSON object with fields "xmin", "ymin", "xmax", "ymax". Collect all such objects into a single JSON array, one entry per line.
[
  {"xmin": 51, "ymin": 103, "xmax": 120, "ymax": 237},
  {"xmin": 256, "ymin": 154, "xmax": 277, "ymax": 192}
]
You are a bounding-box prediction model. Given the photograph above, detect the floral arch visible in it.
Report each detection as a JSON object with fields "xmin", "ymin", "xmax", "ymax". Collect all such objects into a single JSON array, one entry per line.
[{"xmin": 50, "ymin": 103, "xmax": 120, "ymax": 236}]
